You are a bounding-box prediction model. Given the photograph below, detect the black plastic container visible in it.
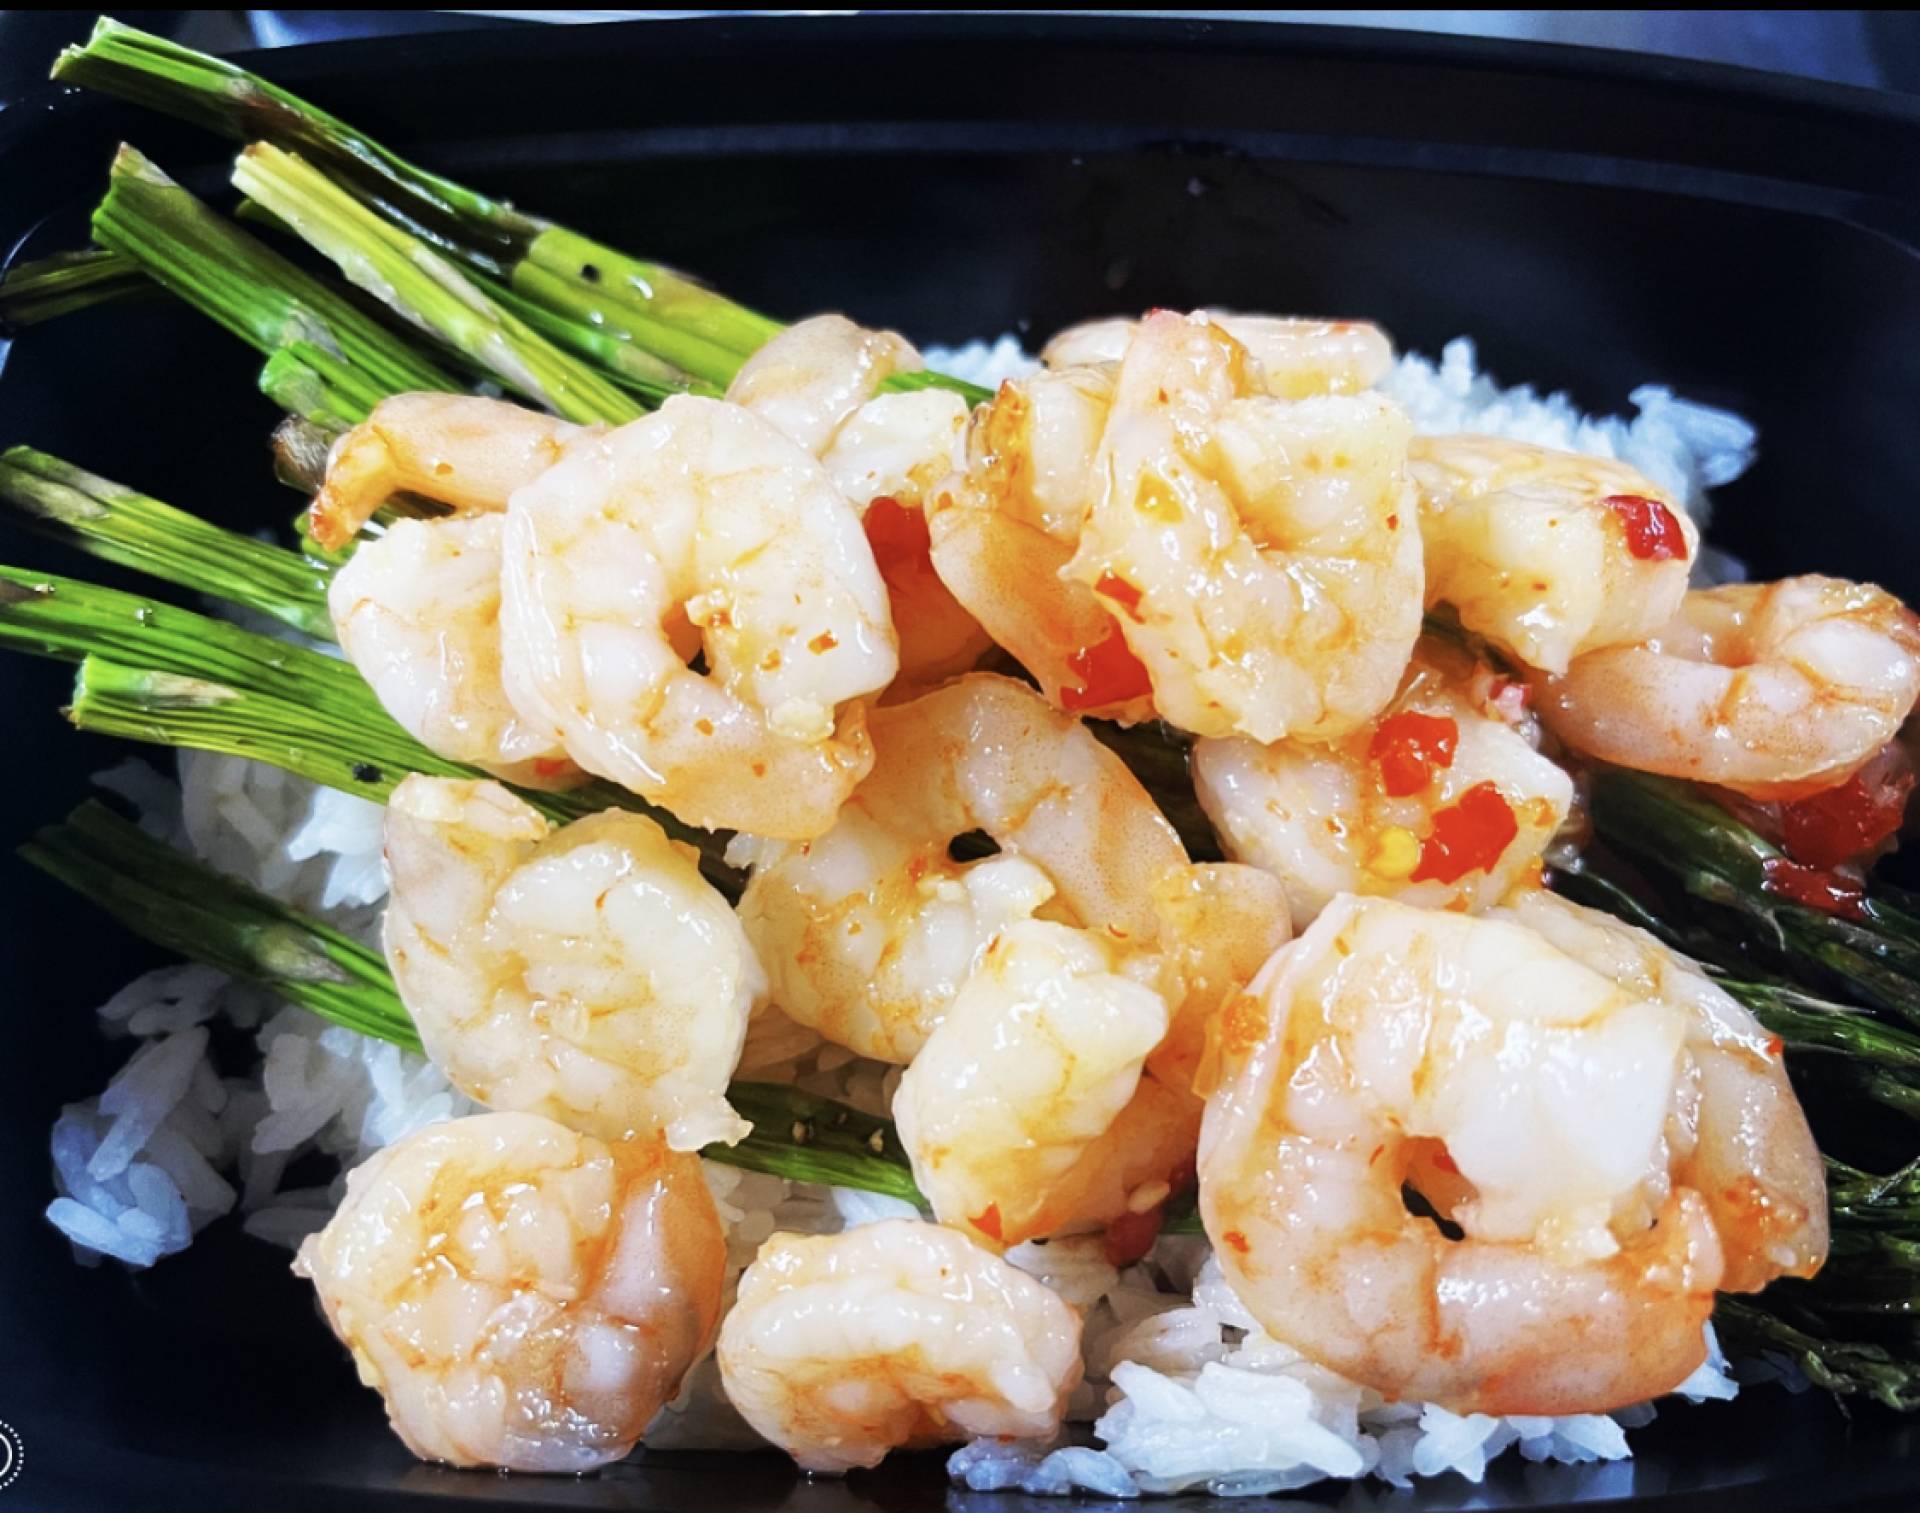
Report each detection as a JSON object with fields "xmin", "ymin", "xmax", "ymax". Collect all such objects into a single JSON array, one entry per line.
[{"xmin": 3, "ymin": 16, "xmax": 1919, "ymax": 1511}]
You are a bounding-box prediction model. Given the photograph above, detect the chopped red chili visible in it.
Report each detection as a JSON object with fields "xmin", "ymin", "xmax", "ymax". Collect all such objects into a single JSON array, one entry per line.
[
  {"xmin": 1094, "ymin": 570, "xmax": 1146, "ymax": 622},
  {"xmin": 971, "ymin": 1203, "xmax": 1004, "ymax": 1243},
  {"xmin": 1779, "ymin": 765, "xmax": 1914, "ymax": 870},
  {"xmin": 1411, "ymin": 782, "xmax": 1518, "ymax": 884},
  {"xmin": 1103, "ymin": 1205, "xmax": 1166, "ymax": 1267},
  {"xmin": 1369, "ymin": 711, "xmax": 1459, "ymax": 797},
  {"xmin": 1760, "ymin": 856, "xmax": 1868, "ymax": 921},
  {"xmin": 863, "ymin": 496, "xmax": 933, "ymax": 590},
  {"xmin": 1600, "ymin": 494, "xmax": 1689, "ymax": 562},
  {"xmin": 1060, "ymin": 625, "xmax": 1152, "ymax": 711}
]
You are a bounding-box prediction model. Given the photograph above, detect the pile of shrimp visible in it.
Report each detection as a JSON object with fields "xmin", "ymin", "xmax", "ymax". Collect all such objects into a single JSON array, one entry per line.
[{"xmin": 291, "ymin": 305, "xmax": 1920, "ymax": 1480}]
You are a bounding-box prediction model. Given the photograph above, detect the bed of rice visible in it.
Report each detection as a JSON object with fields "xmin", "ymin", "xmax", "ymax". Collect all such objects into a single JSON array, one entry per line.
[{"xmin": 43, "ymin": 334, "xmax": 1765, "ymax": 1496}]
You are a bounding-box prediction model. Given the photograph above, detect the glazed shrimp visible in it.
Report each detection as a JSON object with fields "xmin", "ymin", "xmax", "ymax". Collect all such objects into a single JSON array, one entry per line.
[
  {"xmin": 728, "ymin": 316, "xmax": 989, "ymax": 690},
  {"xmin": 1065, "ymin": 310, "xmax": 1424, "ymax": 742},
  {"xmin": 891, "ymin": 916, "xmax": 1204, "ymax": 1251},
  {"xmin": 926, "ymin": 363, "xmax": 1152, "ymax": 719},
  {"xmin": 715, "ymin": 1220, "xmax": 1083, "ymax": 1474},
  {"xmin": 328, "ymin": 513, "xmax": 578, "ymax": 788},
  {"xmin": 1537, "ymin": 574, "xmax": 1920, "ymax": 800},
  {"xmin": 1411, "ymin": 434, "xmax": 1701, "ymax": 674},
  {"xmin": 498, "ymin": 395, "xmax": 898, "ymax": 838},
  {"xmin": 736, "ymin": 672, "xmax": 1190, "ymax": 1064},
  {"xmin": 1200, "ymin": 894, "xmax": 1825, "ymax": 1414},
  {"xmin": 725, "ymin": 313, "xmax": 923, "ymax": 454},
  {"xmin": 1043, "ymin": 312, "xmax": 1394, "ymax": 398},
  {"xmin": 308, "ymin": 393, "xmax": 585, "ymax": 549},
  {"xmin": 296, "ymin": 1112, "xmax": 725, "ymax": 1472},
  {"xmin": 1494, "ymin": 887, "xmax": 1829, "ymax": 1291},
  {"xmin": 383, "ymin": 775, "xmax": 762, "ymax": 1151},
  {"xmin": 1192, "ymin": 636, "xmax": 1573, "ymax": 928}
]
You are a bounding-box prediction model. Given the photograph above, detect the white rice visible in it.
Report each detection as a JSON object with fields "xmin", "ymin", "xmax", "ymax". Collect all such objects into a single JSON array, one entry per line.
[{"xmin": 45, "ymin": 331, "xmax": 1762, "ymax": 1493}]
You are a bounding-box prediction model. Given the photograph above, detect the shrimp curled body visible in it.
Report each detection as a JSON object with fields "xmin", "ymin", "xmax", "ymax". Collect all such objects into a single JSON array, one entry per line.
[
  {"xmin": 296, "ymin": 1112, "xmax": 725, "ymax": 1472},
  {"xmin": 383, "ymin": 775, "xmax": 762, "ymax": 1151},
  {"xmin": 1199, "ymin": 893, "xmax": 1825, "ymax": 1414},
  {"xmin": 1538, "ymin": 575, "xmax": 1920, "ymax": 800},
  {"xmin": 1410, "ymin": 434, "xmax": 1701, "ymax": 675},
  {"xmin": 1065, "ymin": 311, "xmax": 1423, "ymax": 742},
  {"xmin": 329, "ymin": 513, "xmax": 577, "ymax": 787},
  {"xmin": 715, "ymin": 1220, "xmax": 1083, "ymax": 1474},
  {"xmin": 499, "ymin": 395, "xmax": 899, "ymax": 838}
]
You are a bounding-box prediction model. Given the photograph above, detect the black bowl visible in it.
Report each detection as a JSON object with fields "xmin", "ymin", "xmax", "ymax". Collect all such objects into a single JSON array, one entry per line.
[{"xmin": 3, "ymin": 15, "xmax": 1919, "ymax": 1511}]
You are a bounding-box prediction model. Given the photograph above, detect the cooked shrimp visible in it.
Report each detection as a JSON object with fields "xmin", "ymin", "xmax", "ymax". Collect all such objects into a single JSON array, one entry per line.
[
  {"xmin": 328, "ymin": 513, "xmax": 578, "ymax": 788},
  {"xmin": 736, "ymin": 672, "xmax": 1189, "ymax": 1064},
  {"xmin": 1192, "ymin": 637, "xmax": 1573, "ymax": 928},
  {"xmin": 1494, "ymin": 887, "xmax": 1828, "ymax": 1290},
  {"xmin": 729, "ymin": 316, "xmax": 988, "ymax": 691},
  {"xmin": 725, "ymin": 313, "xmax": 922, "ymax": 455},
  {"xmin": 1200, "ymin": 894, "xmax": 1825, "ymax": 1414},
  {"xmin": 308, "ymin": 393, "xmax": 585, "ymax": 550},
  {"xmin": 1043, "ymin": 312, "xmax": 1394, "ymax": 398},
  {"xmin": 498, "ymin": 395, "xmax": 898, "ymax": 839},
  {"xmin": 1411, "ymin": 434, "xmax": 1701, "ymax": 674},
  {"xmin": 1065, "ymin": 310, "xmax": 1424, "ymax": 742},
  {"xmin": 715, "ymin": 1219, "xmax": 1083, "ymax": 1473},
  {"xmin": 383, "ymin": 774, "xmax": 761, "ymax": 1151},
  {"xmin": 892, "ymin": 915, "xmax": 1194, "ymax": 1250},
  {"xmin": 1537, "ymin": 574, "xmax": 1920, "ymax": 800},
  {"xmin": 926, "ymin": 363, "xmax": 1158, "ymax": 721},
  {"xmin": 295, "ymin": 1112, "xmax": 725, "ymax": 1472}
]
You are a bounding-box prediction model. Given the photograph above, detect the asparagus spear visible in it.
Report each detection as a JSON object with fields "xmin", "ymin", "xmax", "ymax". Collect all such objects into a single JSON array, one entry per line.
[
  {"xmin": 0, "ymin": 250, "xmax": 152, "ymax": 328},
  {"xmin": 92, "ymin": 145, "xmax": 457, "ymax": 422},
  {"xmin": 22, "ymin": 799, "xmax": 920, "ymax": 1200},
  {"xmin": 0, "ymin": 447, "xmax": 334, "ymax": 639},
  {"xmin": 232, "ymin": 144, "xmax": 653, "ymax": 425},
  {"xmin": 0, "ymin": 565, "xmax": 743, "ymax": 893},
  {"xmin": 54, "ymin": 18, "xmax": 992, "ymax": 403},
  {"xmin": 1588, "ymin": 769, "xmax": 1920, "ymax": 1027}
]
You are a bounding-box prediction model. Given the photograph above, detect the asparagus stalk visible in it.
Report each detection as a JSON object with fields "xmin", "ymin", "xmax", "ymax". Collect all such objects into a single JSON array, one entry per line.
[
  {"xmin": 24, "ymin": 799, "xmax": 413, "ymax": 1046},
  {"xmin": 0, "ymin": 565, "xmax": 743, "ymax": 891},
  {"xmin": 0, "ymin": 250, "xmax": 152, "ymax": 327},
  {"xmin": 92, "ymin": 145, "xmax": 457, "ymax": 422},
  {"xmin": 1589, "ymin": 769, "xmax": 1920, "ymax": 1027},
  {"xmin": 232, "ymin": 143, "xmax": 653, "ymax": 424},
  {"xmin": 0, "ymin": 447, "xmax": 334, "ymax": 639},
  {"xmin": 54, "ymin": 19, "xmax": 992, "ymax": 404},
  {"xmin": 23, "ymin": 799, "xmax": 919, "ymax": 1199}
]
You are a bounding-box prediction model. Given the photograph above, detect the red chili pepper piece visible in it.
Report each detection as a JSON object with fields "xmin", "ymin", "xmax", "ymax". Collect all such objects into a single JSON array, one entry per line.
[
  {"xmin": 863, "ymin": 496, "xmax": 933, "ymax": 591},
  {"xmin": 971, "ymin": 1203, "xmax": 1004, "ymax": 1243},
  {"xmin": 1368, "ymin": 711, "xmax": 1460, "ymax": 797},
  {"xmin": 1411, "ymin": 782, "xmax": 1518, "ymax": 884},
  {"xmin": 1103, "ymin": 1204, "xmax": 1166, "ymax": 1267},
  {"xmin": 1600, "ymin": 494, "xmax": 1689, "ymax": 562},
  {"xmin": 1060, "ymin": 625, "xmax": 1152, "ymax": 712},
  {"xmin": 1780, "ymin": 765, "xmax": 1914, "ymax": 870},
  {"xmin": 1094, "ymin": 570, "xmax": 1146, "ymax": 622},
  {"xmin": 1760, "ymin": 856, "xmax": 1868, "ymax": 921}
]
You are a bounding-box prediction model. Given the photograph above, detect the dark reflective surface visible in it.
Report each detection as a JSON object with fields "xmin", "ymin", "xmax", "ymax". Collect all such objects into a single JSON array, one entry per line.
[{"xmin": 3, "ymin": 15, "xmax": 1919, "ymax": 1511}]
